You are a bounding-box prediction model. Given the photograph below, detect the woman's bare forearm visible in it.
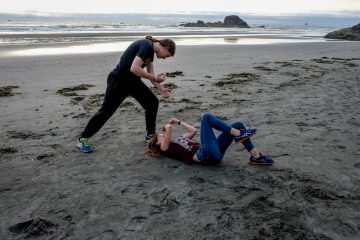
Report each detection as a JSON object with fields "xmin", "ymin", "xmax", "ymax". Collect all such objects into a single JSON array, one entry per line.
[
  {"xmin": 178, "ymin": 120, "xmax": 196, "ymax": 133},
  {"xmin": 160, "ymin": 124, "xmax": 172, "ymax": 151},
  {"xmin": 168, "ymin": 118, "xmax": 196, "ymax": 138}
]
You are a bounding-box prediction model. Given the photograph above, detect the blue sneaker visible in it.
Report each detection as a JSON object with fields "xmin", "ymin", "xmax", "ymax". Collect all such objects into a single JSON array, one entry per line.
[
  {"xmin": 249, "ymin": 153, "xmax": 273, "ymax": 165},
  {"xmin": 77, "ymin": 138, "xmax": 93, "ymax": 153},
  {"xmin": 144, "ymin": 133, "xmax": 155, "ymax": 143},
  {"xmin": 234, "ymin": 128, "xmax": 256, "ymax": 144}
]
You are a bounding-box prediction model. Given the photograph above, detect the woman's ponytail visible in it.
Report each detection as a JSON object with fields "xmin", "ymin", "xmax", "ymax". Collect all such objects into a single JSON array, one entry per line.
[{"xmin": 145, "ymin": 35, "xmax": 159, "ymax": 42}]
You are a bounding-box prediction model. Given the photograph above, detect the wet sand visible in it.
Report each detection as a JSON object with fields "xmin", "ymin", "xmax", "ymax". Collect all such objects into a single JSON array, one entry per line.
[{"xmin": 1, "ymin": 41, "xmax": 360, "ymax": 239}]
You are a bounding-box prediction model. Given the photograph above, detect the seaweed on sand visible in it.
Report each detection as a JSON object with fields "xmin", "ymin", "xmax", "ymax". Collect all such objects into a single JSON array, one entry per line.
[
  {"xmin": 0, "ymin": 146, "xmax": 17, "ymax": 154},
  {"xmin": 311, "ymin": 58, "xmax": 335, "ymax": 64},
  {"xmin": 214, "ymin": 73, "xmax": 259, "ymax": 87},
  {"xmin": 0, "ymin": 86, "xmax": 19, "ymax": 97},
  {"xmin": 82, "ymin": 94, "xmax": 104, "ymax": 112},
  {"xmin": 152, "ymin": 82, "xmax": 178, "ymax": 95},
  {"xmin": 166, "ymin": 71, "xmax": 184, "ymax": 77},
  {"xmin": 163, "ymin": 82, "xmax": 178, "ymax": 90},
  {"xmin": 56, "ymin": 84, "xmax": 95, "ymax": 96},
  {"xmin": 7, "ymin": 130, "xmax": 45, "ymax": 139},
  {"xmin": 253, "ymin": 66, "xmax": 277, "ymax": 71}
]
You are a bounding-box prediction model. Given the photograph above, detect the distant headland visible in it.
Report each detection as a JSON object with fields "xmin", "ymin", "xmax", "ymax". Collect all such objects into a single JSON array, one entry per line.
[{"xmin": 325, "ymin": 23, "xmax": 360, "ymax": 41}]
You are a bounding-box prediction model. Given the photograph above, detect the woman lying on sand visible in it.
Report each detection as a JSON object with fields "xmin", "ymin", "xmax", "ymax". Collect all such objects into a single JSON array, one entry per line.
[
  {"xmin": 77, "ymin": 36, "xmax": 176, "ymax": 153},
  {"xmin": 146, "ymin": 113, "xmax": 273, "ymax": 165}
]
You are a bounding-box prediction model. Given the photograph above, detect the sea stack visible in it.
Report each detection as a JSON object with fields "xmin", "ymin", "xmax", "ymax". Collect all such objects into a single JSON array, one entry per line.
[{"xmin": 180, "ymin": 15, "xmax": 250, "ymax": 28}]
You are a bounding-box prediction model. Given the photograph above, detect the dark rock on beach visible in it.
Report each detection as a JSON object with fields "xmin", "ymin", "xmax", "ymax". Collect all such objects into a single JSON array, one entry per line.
[
  {"xmin": 325, "ymin": 23, "xmax": 360, "ymax": 41},
  {"xmin": 181, "ymin": 15, "xmax": 250, "ymax": 28}
]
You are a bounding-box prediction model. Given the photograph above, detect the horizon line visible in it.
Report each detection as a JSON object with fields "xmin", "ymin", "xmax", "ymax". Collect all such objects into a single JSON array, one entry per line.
[{"xmin": 1, "ymin": 10, "xmax": 360, "ymax": 17}]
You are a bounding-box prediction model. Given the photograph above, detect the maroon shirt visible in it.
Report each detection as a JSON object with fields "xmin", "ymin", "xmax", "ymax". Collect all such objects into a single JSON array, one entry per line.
[{"xmin": 161, "ymin": 137, "xmax": 200, "ymax": 165}]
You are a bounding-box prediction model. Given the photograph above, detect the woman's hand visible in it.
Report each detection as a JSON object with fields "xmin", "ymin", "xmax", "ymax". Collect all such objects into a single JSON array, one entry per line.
[
  {"xmin": 162, "ymin": 123, "xmax": 172, "ymax": 132},
  {"xmin": 168, "ymin": 118, "xmax": 180, "ymax": 125},
  {"xmin": 161, "ymin": 88, "xmax": 171, "ymax": 98},
  {"xmin": 155, "ymin": 73, "xmax": 166, "ymax": 83}
]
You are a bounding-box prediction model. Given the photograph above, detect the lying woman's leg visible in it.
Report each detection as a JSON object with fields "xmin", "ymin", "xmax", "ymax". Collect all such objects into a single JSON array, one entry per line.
[
  {"xmin": 197, "ymin": 113, "xmax": 234, "ymax": 162},
  {"xmin": 216, "ymin": 121, "xmax": 255, "ymax": 154},
  {"xmin": 217, "ymin": 121, "xmax": 273, "ymax": 164}
]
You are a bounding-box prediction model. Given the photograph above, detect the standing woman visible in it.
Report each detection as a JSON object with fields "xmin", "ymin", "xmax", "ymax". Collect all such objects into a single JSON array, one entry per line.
[{"xmin": 77, "ymin": 36, "xmax": 176, "ymax": 153}]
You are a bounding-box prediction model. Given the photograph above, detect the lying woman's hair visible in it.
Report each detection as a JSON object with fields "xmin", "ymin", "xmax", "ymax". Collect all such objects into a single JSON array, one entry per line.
[
  {"xmin": 145, "ymin": 35, "xmax": 176, "ymax": 56},
  {"xmin": 145, "ymin": 135, "xmax": 162, "ymax": 158}
]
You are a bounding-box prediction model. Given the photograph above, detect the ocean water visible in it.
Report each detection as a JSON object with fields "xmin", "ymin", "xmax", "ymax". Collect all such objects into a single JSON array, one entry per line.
[
  {"xmin": 0, "ymin": 13, "xmax": 357, "ymax": 56},
  {"xmin": 0, "ymin": 13, "xmax": 351, "ymax": 37}
]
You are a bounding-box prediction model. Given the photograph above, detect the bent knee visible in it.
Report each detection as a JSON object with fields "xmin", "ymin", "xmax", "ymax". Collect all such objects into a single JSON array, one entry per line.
[
  {"xmin": 231, "ymin": 121, "xmax": 246, "ymax": 130},
  {"xmin": 202, "ymin": 112, "xmax": 212, "ymax": 119}
]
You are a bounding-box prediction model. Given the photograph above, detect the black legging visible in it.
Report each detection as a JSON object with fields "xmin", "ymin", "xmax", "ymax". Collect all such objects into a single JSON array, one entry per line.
[{"xmin": 81, "ymin": 71, "xmax": 159, "ymax": 138}]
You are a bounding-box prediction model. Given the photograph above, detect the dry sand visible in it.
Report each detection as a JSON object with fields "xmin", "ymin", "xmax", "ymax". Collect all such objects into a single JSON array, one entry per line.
[{"xmin": 1, "ymin": 41, "xmax": 360, "ymax": 239}]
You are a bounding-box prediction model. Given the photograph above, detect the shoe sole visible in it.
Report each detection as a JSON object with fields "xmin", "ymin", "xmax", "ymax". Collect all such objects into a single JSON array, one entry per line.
[
  {"xmin": 248, "ymin": 161, "xmax": 273, "ymax": 165},
  {"xmin": 235, "ymin": 132, "xmax": 256, "ymax": 144}
]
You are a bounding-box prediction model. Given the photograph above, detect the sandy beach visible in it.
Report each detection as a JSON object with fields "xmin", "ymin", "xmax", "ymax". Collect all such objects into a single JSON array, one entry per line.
[{"xmin": 1, "ymin": 39, "xmax": 360, "ymax": 239}]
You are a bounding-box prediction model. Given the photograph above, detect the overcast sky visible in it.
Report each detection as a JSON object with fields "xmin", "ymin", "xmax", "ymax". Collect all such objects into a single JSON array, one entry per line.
[{"xmin": 1, "ymin": 0, "xmax": 360, "ymax": 15}]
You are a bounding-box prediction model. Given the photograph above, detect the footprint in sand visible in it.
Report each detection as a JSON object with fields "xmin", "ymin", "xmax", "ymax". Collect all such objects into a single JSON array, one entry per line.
[
  {"xmin": 126, "ymin": 216, "xmax": 148, "ymax": 232},
  {"xmin": 150, "ymin": 188, "xmax": 180, "ymax": 212},
  {"xmin": 9, "ymin": 218, "xmax": 57, "ymax": 236},
  {"xmin": 130, "ymin": 216, "xmax": 147, "ymax": 224}
]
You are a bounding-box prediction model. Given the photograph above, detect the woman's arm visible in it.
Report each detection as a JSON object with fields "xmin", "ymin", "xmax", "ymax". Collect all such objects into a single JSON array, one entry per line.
[
  {"xmin": 160, "ymin": 124, "xmax": 173, "ymax": 151},
  {"xmin": 130, "ymin": 56, "xmax": 165, "ymax": 83},
  {"xmin": 146, "ymin": 60, "xmax": 155, "ymax": 76},
  {"xmin": 168, "ymin": 118, "xmax": 197, "ymax": 139},
  {"xmin": 147, "ymin": 62, "xmax": 170, "ymax": 98}
]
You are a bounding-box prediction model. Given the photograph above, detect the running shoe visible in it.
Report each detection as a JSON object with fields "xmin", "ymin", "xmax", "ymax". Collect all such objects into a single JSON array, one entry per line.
[
  {"xmin": 248, "ymin": 153, "xmax": 273, "ymax": 165},
  {"xmin": 234, "ymin": 128, "xmax": 257, "ymax": 144},
  {"xmin": 144, "ymin": 133, "xmax": 155, "ymax": 143},
  {"xmin": 77, "ymin": 138, "xmax": 93, "ymax": 153}
]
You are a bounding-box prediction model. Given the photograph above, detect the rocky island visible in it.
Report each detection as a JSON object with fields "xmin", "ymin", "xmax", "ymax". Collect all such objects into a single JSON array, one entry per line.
[
  {"xmin": 325, "ymin": 23, "xmax": 360, "ymax": 41},
  {"xmin": 180, "ymin": 15, "xmax": 250, "ymax": 28}
]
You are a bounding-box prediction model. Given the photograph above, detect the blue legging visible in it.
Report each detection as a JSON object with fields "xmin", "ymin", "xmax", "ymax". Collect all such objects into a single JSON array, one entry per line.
[{"xmin": 196, "ymin": 113, "xmax": 255, "ymax": 163}]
